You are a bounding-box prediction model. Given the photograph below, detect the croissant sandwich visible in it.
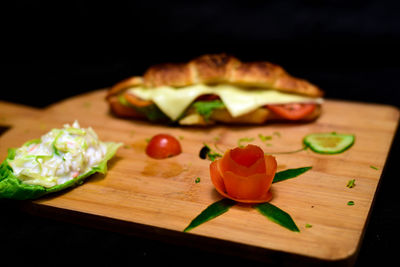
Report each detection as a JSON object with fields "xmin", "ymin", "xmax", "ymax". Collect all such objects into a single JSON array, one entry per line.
[{"xmin": 106, "ymin": 54, "xmax": 324, "ymax": 125}]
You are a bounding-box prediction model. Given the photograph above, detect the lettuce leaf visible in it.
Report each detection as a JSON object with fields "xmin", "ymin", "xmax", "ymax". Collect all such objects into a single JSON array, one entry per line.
[
  {"xmin": 0, "ymin": 142, "xmax": 122, "ymax": 200},
  {"xmin": 191, "ymin": 100, "xmax": 225, "ymax": 120}
]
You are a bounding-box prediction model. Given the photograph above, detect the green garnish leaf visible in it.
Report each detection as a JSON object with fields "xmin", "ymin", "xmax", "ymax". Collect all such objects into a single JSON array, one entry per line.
[
  {"xmin": 192, "ymin": 100, "xmax": 225, "ymax": 121},
  {"xmin": 237, "ymin": 137, "xmax": 255, "ymax": 148},
  {"xmin": 347, "ymin": 201, "xmax": 355, "ymax": 206},
  {"xmin": 195, "ymin": 177, "xmax": 201, "ymax": 183},
  {"xmin": 255, "ymin": 202, "xmax": 300, "ymax": 232},
  {"xmin": 370, "ymin": 165, "xmax": 379, "ymax": 170},
  {"xmin": 273, "ymin": 167, "xmax": 312, "ymax": 184},
  {"xmin": 346, "ymin": 179, "xmax": 356, "ymax": 188},
  {"xmin": 305, "ymin": 223, "xmax": 313, "ymax": 228},
  {"xmin": 183, "ymin": 198, "xmax": 236, "ymax": 232}
]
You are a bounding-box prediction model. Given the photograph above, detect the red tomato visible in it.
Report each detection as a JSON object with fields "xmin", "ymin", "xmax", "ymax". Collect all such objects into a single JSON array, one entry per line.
[
  {"xmin": 267, "ymin": 103, "xmax": 316, "ymax": 120},
  {"xmin": 210, "ymin": 144, "xmax": 277, "ymax": 203},
  {"xmin": 146, "ymin": 134, "xmax": 182, "ymax": 159}
]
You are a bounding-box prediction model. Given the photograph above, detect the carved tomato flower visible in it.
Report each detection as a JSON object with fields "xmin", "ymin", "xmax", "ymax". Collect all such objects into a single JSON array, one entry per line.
[{"xmin": 209, "ymin": 144, "xmax": 277, "ymax": 203}]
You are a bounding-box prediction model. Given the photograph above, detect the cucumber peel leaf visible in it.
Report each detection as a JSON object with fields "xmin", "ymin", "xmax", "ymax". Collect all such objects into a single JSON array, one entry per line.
[
  {"xmin": 183, "ymin": 198, "xmax": 236, "ymax": 232},
  {"xmin": 273, "ymin": 167, "xmax": 312, "ymax": 183},
  {"xmin": 254, "ymin": 202, "xmax": 300, "ymax": 232}
]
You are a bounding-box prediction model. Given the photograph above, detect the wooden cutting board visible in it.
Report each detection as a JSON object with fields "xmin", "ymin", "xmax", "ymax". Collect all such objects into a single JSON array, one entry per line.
[{"xmin": 0, "ymin": 90, "xmax": 398, "ymax": 264}]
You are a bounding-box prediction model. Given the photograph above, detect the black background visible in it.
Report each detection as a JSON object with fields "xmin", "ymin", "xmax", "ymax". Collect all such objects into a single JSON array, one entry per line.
[{"xmin": 1, "ymin": 1, "xmax": 399, "ymax": 266}]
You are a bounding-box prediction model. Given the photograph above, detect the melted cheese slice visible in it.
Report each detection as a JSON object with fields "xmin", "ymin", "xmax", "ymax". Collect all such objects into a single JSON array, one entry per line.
[{"xmin": 128, "ymin": 84, "xmax": 323, "ymax": 121}]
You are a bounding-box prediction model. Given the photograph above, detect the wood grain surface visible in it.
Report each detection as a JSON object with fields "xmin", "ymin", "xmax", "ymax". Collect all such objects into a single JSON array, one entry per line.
[{"xmin": 0, "ymin": 90, "xmax": 398, "ymax": 264}]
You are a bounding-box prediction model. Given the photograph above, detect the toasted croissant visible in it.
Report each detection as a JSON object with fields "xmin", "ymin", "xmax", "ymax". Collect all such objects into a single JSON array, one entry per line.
[{"xmin": 107, "ymin": 54, "xmax": 323, "ymax": 125}]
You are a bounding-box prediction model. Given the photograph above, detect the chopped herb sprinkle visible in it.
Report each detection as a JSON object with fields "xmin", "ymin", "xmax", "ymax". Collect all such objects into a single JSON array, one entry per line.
[
  {"xmin": 347, "ymin": 201, "xmax": 355, "ymax": 206},
  {"xmin": 273, "ymin": 131, "xmax": 281, "ymax": 137},
  {"xmin": 195, "ymin": 177, "xmax": 201, "ymax": 183},
  {"xmin": 83, "ymin": 102, "xmax": 91, "ymax": 108},
  {"xmin": 237, "ymin": 137, "xmax": 254, "ymax": 148},
  {"xmin": 305, "ymin": 224, "xmax": 312, "ymax": 228},
  {"xmin": 258, "ymin": 134, "xmax": 272, "ymax": 142},
  {"xmin": 370, "ymin": 165, "xmax": 379, "ymax": 170},
  {"xmin": 346, "ymin": 179, "xmax": 356, "ymax": 188}
]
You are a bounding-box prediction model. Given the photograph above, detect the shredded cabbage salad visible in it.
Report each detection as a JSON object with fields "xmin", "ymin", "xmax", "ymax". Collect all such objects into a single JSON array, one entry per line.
[{"xmin": 8, "ymin": 121, "xmax": 113, "ymax": 188}]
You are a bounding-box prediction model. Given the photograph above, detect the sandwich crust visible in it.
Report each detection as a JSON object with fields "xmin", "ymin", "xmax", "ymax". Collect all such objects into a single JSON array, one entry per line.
[
  {"xmin": 228, "ymin": 61, "xmax": 286, "ymax": 89},
  {"xmin": 143, "ymin": 63, "xmax": 193, "ymax": 88},
  {"xmin": 142, "ymin": 54, "xmax": 323, "ymax": 97},
  {"xmin": 188, "ymin": 53, "xmax": 241, "ymax": 84},
  {"xmin": 107, "ymin": 76, "xmax": 143, "ymax": 99},
  {"xmin": 107, "ymin": 53, "xmax": 323, "ymax": 98}
]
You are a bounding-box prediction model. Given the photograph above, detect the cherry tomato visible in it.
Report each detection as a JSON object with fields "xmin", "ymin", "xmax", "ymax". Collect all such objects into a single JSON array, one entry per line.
[
  {"xmin": 267, "ymin": 103, "xmax": 316, "ymax": 120},
  {"xmin": 146, "ymin": 134, "xmax": 182, "ymax": 159}
]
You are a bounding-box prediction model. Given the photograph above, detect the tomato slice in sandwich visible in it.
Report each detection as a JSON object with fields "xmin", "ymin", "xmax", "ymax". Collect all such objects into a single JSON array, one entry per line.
[
  {"xmin": 123, "ymin": 92, "xmax": 153, "ymax": 107},
  {"xmin": 195, "ymin": 94, "xmax": 220, "ymax": 101},
  {"xmin": 267, "ymin": 103, "xmax": 316, "ymax": 120}
]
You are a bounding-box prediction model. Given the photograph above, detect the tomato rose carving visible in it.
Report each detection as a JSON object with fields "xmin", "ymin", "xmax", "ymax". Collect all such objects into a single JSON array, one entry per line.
[{"xmin": 209, "ymin": 144, "xmax": 277, "ymax": 203}]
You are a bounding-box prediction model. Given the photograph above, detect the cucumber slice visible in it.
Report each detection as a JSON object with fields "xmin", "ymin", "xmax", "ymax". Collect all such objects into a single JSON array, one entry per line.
[{"xmin": 303, "ymin": 132, "xmax": 355, "ymax": 154}]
